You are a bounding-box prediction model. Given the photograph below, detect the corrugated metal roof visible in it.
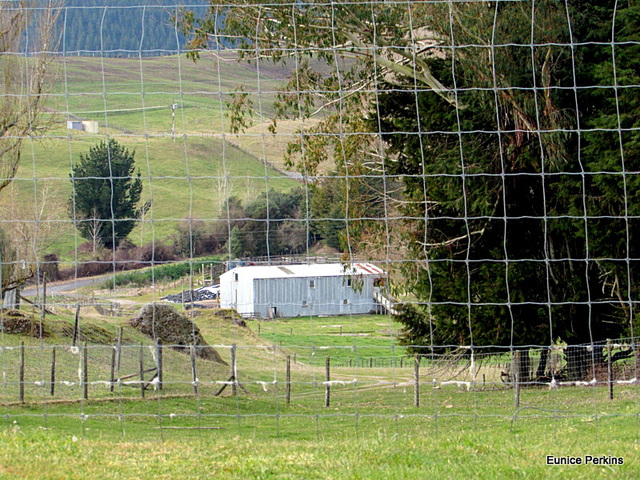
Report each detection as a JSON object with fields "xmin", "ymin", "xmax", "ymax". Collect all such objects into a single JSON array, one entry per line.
[{"xmin": 223, "ymin": 263, "xmax": 385, "ymax": 280}]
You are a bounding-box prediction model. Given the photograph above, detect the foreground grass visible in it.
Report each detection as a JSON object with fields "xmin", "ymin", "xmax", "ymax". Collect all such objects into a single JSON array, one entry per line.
[
  {"xmin": 2, "ymin": 310, "xmax": 639, "ymax": 478},
  {"xmin": 1, "ymin": 416, "xmax": 638, "ymax": 479}
]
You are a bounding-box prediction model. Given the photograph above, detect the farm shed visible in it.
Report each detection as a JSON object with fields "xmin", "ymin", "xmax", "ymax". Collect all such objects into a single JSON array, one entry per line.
[
  {"xmin": 66, "ymin": 120, "xmax": 99, "ymax": 133},
  {"xmin": 219, "ymin": 263, "xmax": 387, "ymax": 318}
]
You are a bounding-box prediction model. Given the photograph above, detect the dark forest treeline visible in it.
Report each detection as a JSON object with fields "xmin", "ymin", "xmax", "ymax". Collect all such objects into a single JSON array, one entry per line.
[{"xmin": 56, "ymin": 0, "xmax": 210, "ymax": 56}]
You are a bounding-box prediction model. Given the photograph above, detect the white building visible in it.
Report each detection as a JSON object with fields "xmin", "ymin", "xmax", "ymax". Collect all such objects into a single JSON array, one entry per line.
[
  {"xmin": 220, "ymin": 263, "xmax": 387, "ymax": 318},
  {"xmin": 66, "ymin": 120, "xmax": 99, "ymax": 133}
]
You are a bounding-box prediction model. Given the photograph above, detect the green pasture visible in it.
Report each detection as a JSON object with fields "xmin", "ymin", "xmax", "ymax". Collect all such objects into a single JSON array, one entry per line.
[
  {"xmin": 50, "ymin": 55, "xmax": 285, "ymax": 128},
  {"xmin": 1, "ymin": 308, "xmax": 639, "ymax": 478},
  {"xmin": 0, "ymin": 421, "xmax": 638, "ymax": 480},
  {"xmin": 5, "ymin": 54, "xmax": 299, "ymax": 262},
  {"xmin": 252, "ymin": 314, "xmax": 401, "ymax": 367}
]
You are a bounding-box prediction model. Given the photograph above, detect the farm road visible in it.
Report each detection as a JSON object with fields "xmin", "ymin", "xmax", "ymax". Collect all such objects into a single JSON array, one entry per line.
[{"xmin": 21, "ymin": 275, "xmax": 114, "ymax": 297}]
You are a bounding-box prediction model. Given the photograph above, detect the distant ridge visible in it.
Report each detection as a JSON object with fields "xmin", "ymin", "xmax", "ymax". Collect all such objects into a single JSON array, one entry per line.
[{"xmin": 57, "ymin": 0, "xmax": 212, "ymax": 57}]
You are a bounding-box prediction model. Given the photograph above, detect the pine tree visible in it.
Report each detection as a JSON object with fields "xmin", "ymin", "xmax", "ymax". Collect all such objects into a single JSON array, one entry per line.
[
  {"xmin": 69, "ymin": 140, "xmax": 144, "ymax": 249},
  {"xmin": 375, "ymin": 2, "xmax": 640, "ymax": 362}
]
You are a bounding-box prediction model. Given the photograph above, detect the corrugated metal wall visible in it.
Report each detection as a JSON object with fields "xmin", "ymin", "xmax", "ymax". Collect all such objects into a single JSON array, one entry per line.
[
  {"xmin": 253, "ymin": 275, "xmax": 377, "ymax": 317},
  {"xmin": 219, "ymin": 270, "xmax": 254, "ymax": 315}
]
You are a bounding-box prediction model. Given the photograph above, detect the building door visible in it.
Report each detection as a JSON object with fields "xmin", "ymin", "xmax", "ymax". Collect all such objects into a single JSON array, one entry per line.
[{"xmin": 308, "ymin": 277, "xmax": 317, "ymax": 315}]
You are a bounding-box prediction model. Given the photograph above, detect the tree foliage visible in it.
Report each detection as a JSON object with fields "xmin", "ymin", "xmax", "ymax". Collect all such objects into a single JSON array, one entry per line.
[
  {"xmin": 171, "ymin": 218, "xmax": 228, "ymax": 258},
  {"xmin": 377, "ymin": 1, "xmax": 640, "ymax": 351},
  {"xmin": 182, "ymin": 1, "xmax": 640, "ymax": 354},
  {"xmin": 309, "ymin": 172, "xmax": 395, "ymax": 253},
  {"xmin": 181, "ymin": 0, "xmax": 442, "ymax": 177},
  {"xmin": 0, "ymin": 1, "xmax": 60, "ymax": 194},
  {"xmin": 224, "ymin": 189, "xmax": 306, "ymax": 258},
  {"xmin": 69, "ymin": 140, "xmax": 145, "ymax": 249},
  {"xmin": 56, "ymin": 0, "xmax": 209, "ymax": 56},
  {"xmin": 0, "ymin": 184, "xmax": 66, "ymax": 275},
  {"xmin": 0, "ymin": 1, "xmax": 61, "ymax": 300}
]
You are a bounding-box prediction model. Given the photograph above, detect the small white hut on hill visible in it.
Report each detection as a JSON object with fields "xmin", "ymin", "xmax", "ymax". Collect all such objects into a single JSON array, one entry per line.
[{"xmin": 219, "ymin": 263, "xmax": 387, "ymax": 318}]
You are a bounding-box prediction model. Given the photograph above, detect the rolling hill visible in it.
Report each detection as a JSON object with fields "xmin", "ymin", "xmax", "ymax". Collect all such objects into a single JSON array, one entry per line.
[{"xmin": 3, "ymin": 53, "xmax": 302, "ymax": 262}]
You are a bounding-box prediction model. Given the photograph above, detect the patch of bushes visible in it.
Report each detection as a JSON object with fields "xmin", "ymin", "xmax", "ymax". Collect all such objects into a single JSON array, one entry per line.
[
  {"xmin": 106, "ymin": 255, "xmax": 224, "ymax": 288},
  {"xmin": 58, "ymin": 241, "xmax": 179, "ymax": 280}
]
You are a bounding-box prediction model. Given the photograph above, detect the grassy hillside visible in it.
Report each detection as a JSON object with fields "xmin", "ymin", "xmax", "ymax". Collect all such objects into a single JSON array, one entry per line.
[{"xmin": 4, "ymin": 54, "xmax": 301, "ymax": 262}]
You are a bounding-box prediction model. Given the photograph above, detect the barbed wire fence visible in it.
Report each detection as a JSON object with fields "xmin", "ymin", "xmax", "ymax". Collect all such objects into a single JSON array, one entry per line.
[{"xmin": 0, "ymin": 0, "xmax": 639, "ymax": 438}]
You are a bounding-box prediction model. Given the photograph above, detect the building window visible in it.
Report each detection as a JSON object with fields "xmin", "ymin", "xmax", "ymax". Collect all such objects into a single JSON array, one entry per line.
[
  {"xmin": 310, "ymin": 280, "xmax": 316, "ymax": 289},
  {"xmin": 302, "ymin": 300, "xmax": 308, "ymax": 307},
  {"xmin": 343, "ymin": 299, "xmax": 349, "ymax": 305},
  {"xmin": 346, "ymin": 278, "xmax": 352, "ymax": 287},
  {"xmin": 234, "ymin": 273, "xmax": 238, "ymax": 282}
]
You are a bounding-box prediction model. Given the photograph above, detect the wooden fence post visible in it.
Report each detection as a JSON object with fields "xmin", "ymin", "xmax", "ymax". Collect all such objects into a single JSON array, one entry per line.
[
  {"xmin": 83, "ymin": 342, "xmax": 88, "ymax": 400},
  {"xmin": 191, "ymin": 345, "xmax": 198, "ymax": 395},
  {"xmin": 115, "ymin": 327, "xmax": 123, "ymax": 386},
  {"xmin": 513, "ymin": 350, "xmax": 521, "ymax": 409},
  {"xmin": 325, "ymin": 357, "xmax": 331, "ymax": 408},
  {"xmin": 139, "ymin": 343, "xmax": 145, "ymax": 398},
  {"xmin": 109, "ymin": 345, "xmax": 116, "ymax": 393},
  {"xmin": 19, "ymin": 342, "xmax": 24, "ymax": 403},
  {"xmin": 40, "ymin": 273, "xmax": 47, "ymax": 330},
  {"xmin": 286, "ymin": 355, "xmax": 291, "ymax": 406},
  {"xmin": 190, "ymin": 275, "xmax": 194, "ymax": 309},
  {"xmin": 72, "ymin": 305, "xmax": 80, "ymax": 347},
  {"xmin": 156, "ymin": 339, "xmax": 163, "ymax": 391},
  {"xmin": 607, "ymin": 339, "xmax": 614, "ymax": 400},
  {"xmin": 50, "ymin": 346, "xmax": 56, "ymax": 396},
  {"xmin": 414, "ymin": 355, "xmax": 420, "ymax": 408},
  {"xmin": 231, "ymin": 344, "xmax": 237, "ymax": 397}
]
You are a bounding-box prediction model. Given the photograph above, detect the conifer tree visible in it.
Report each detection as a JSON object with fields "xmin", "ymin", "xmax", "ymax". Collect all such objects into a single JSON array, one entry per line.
[{"xmin": 70, "ymin": 140, "xmax": 145, "ymax": 249}]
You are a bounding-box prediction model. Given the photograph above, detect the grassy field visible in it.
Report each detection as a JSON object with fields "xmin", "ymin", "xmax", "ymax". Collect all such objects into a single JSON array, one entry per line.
[
  {"xmin": 1, "ymin": 306, "xmax": 639, "ymax": 478},
  {"xmin": 1, "ymin": 415, "xmax": 638, "ymax": 479},
  {"xmin": 3, "ymin": 53, "xmax": 302, "ymax": 262}
]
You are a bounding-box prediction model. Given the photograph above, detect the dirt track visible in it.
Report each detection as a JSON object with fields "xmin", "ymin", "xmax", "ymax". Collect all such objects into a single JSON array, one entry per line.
[{"xmin": 21, "ymin": 275, "xmax": 116, "ymax": 297}]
